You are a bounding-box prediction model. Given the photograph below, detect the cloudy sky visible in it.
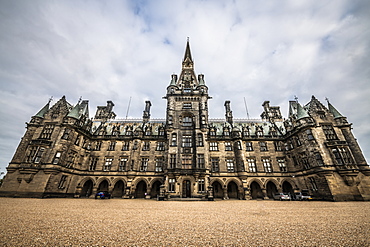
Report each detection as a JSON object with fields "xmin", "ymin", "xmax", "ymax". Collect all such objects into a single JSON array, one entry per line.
[{"xmin": 0, "ymin": 0, "xmax": 369, "ymax": 174}]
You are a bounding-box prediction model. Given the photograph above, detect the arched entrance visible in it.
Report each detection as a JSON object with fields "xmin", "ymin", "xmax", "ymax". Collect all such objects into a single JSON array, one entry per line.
[
  {"xmin": 282, "ymin": 181, "xmax": 294, "ymax": 197},
  {"xmin": 250, "ymin": 181, "xmax": 263, "ymax": 199},
  {"xmin": 266, "ymin": 181, "xmax": 278, "ymax": 199},
  {"xmin": 112, "ymin": 180, "xmax": 125, "ymax": 198},
  {"xmin": 150, "ymin": 181, "xmax": 162, "ymax": 198},
  {"xmin": 134, "ymin": 180, "xmax": 147, "ymax": 198},
  {"xmin": 80, "ymin": 180, "xmax": 93, "ymax": 197},
  {"xmin": 182, "ymin": 180, "xmax": 191, "ymax": 198},
  {"xmin": 227, "ymin": 181, "xmax": 239, "ymax": 199},
  {"xmin": 98, "ymin": 180, "xmax": 109, "ymax": 192},
  {"xmin": 212, "ymin": 181, "xmax": 223, "ymax": 199}
]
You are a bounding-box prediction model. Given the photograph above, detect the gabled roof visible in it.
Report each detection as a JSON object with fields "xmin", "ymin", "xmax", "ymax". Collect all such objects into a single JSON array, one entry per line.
[
  {"xmin": 328, "ymin": 102, "xmax": 344, "ymax": 119},
  {"xmin": 67, "ymin": 100, "xmax": 89, "ymax": 119},
  {"xmin": 34, "ymin": 102, "xmax": 50, "ymax": 118}
]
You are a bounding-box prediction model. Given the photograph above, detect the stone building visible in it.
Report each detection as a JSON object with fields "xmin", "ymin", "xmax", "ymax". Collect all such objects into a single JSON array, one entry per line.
[{"xmin": 1, "ymin": 41, "xmax": 369, "ymax": 201}]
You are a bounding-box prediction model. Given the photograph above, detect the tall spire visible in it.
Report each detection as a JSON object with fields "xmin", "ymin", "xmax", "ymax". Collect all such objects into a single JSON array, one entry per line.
[{"xmin": 183, "ymin": 37, "xmax": 193, "ymax": 62}]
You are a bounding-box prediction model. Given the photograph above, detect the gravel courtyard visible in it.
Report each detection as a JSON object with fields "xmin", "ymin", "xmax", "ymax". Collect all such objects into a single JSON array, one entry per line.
[{"xmin": 0, "ymin": 198, "xmax": 369, "ymax": 246}]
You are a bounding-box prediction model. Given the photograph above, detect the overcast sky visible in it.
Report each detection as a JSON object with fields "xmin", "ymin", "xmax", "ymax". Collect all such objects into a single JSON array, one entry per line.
[{"xmin": 0, "ymin": 0, "xmax": 369, "ymax": 174}]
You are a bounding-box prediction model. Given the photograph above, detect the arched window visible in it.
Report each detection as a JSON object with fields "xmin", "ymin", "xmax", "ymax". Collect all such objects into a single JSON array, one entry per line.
[{"xmin": 183, "ymin": 116, "xmax": 192, "ymax": 126}]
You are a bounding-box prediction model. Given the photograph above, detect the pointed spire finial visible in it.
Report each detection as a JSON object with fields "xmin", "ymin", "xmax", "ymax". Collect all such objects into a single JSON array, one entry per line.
[
  {"xmin": 187, "ymin": 37, "xmax": 189, "ymax": 42},
  {"xmin": 78, "ymin": 96, "xmax": 82, "ymax": 104},
  {"xmin": 48, "ymin": 96, "xmax": 53, "ymax": 104},
  {"xmin": 294, "ymin": 95, "xmax": 298, "ymax": 102},
  {"xmin": 325, "ymin": 97, "xmax": 330, "ymax": 104}
]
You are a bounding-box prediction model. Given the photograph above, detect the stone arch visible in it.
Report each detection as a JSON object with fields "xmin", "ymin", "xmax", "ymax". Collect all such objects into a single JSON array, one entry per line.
[
  {"xmin": 211, "ymin": 180, "xmax": 224, "ymax": 199},
  {"xmin": 97, "ymin": 179, "xmax": 109, "ymax": 192},
  {"xmin": 79, "ymin": 179, "xmax": 94, "ymax": 198},
  {"xmin": 96, "ymin": 177, "xmax": 111, "ymax": 188},
  {"xmin": 150, "ymin": 180, "xmax": 162, "ymax": 199},
  {"xmin": 265, "ymin": 180, "xmax": 278, "ymax": 199},
  {"xmin": 227, "ymin": 181, "xmax": 239, "ymax": 199},
  {"xmin": 282, "ymin": 180, "xmax": 294, "ymax": 196},
  {"xmin": 134, "ymin": 180, "xmax": 148, "ymax": 198},
  {"xmin": 112, "ymin": 180, "xmax": 126, "ymax": 198},
  {"xmin": 249, "ymin": 180, "xmax": 264, "ymax": 199},
  {"xmin": 77, "ymin": 176, "xmax": 96, "ymax": 188}
]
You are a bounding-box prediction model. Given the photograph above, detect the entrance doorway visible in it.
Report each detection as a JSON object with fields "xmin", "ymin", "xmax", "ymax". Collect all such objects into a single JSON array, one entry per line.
[
  {"xmin": 212, "ymin": 181, "xmax": 223, "ymax": 199},
  {"xmin": 250, "ymin": 181, "xmax": 263, "ymax": 199},
  {"xmin": 182, "ymin": 180, "xmax": 191, "ymax": 198},
  {"xmin": 80, "ymin": 180, "xmax": 93, "ymax": 197},
  {"xmin": 227, "ymin": 181, "xmax": 239, "ymax": 199},
  {"xmin": 135, "ymin": 181, "xmax": 147, "ymax": 198},
  {"xmin": 266, "ymin": 181, "xmax": 278, "ymax": 199}
]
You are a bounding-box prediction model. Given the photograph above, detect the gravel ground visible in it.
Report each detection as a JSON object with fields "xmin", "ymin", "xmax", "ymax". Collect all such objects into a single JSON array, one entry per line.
[{"xmin": 0, "ymin": 198, "xmax": 369, "ymax": 246}]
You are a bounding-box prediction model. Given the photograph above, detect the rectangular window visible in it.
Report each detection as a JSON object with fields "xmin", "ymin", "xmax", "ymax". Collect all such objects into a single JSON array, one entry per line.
[
  {"xmin": 198, "ymin": 178, "xmax": 205, "ymax": 192},
  {"xmin": 156, "ymin": 141, "xmax": 165, "ymax": 151},
  {"xmin": 53, "ymin": 152, "xmax": 62, "ymax": 165},
  {"xmin": 183, "ymin": 103, "xmax": 192, "ymax": 109},
  {"xmin": 58, "ymin": 175, "xmax": 68, "ymax": 189},
  {"xmin": 75, "ymin": 135, "xmax": 81, "ymax": 146},
  {"xmin": 108, "ymin": 141, "xmax": 116, "ymax": 151},
  {"xmin": 340, "ymin": 147, "xmax": 353, "ymax": 164},
  {"xmin": 155, "ymin": 157, "xmax": 164, "ymax": 172},
  {"xmin": 197, "ymin": 133, "xmax": 203, "ymax": 147},
  {"xmin": 89, "ymin": 157, "xmax": 98, "ymax": 171},
  {"xmin": 140, "ymin": 158, "xmax": 149, "ymax": 171},
  {"xmin": 182, "ymin": 155, "xmax": 192, "ymax": 169},
  {"xmin": 95, "ymin": 141, "xmax": 102, "ymax": 151},
  {"xmin": 33, "ymin": 147, "xmax": 45, "ymax": 164},
  {"xmin": 197, "ymin": 154, "xmax": 205, "ymax": 169},
  {"xmin": 260, "ymin": 142, "xmax": 268, "ymax": 151},
  {"xmin": 142, "ymin": 141, "xmax": 150, "ymax": 151},
  {"xmin": 277, "ymin": 158, "xmax": 287, "ymax": 172},
  {"xmin": 104, "ymin": 158, "xmax": 113, "ymax": 171},
  {"xmin": 168, "ymin": 178, "xmax": 175, "ymax": 192},
  {"xmin": 262, "ymin": 158, "xmax": 272, "ymax": 173},
  {"xmin": 306, "ymin": 129, "xmax": 314, "ymax": 140},
  {"xmin": 122, "ymin": 141, "xmax": 130, "ymax": 151},
  {"xmin": 211, "ymin": 158, "xmax": 219, "ymax": 172},
  {"xmin": 315, "ymin": 152, "xmax": 324, "ymax": 166},
  {"xmin": 274, "ymin": 141, "xmax": 282, "ymax": 151},
  {"xmin": 61, "ymin": 128, "xmax": 71, "ymax": 140},
  {"xmin": 246, "ymin": 142, "xmax": 253, "ymax": 151},
  {"xmin": 26, "ymin": 146, "xmax": 38, "ymax": 163},
  {"xmin": 309, "ymin": 177, "xmax": 318, "ymax": 191},
  {"xmin": 182, "ymin": 135, "xmax": 192, "ymax": 147},
  {"xmin": 65, "ymin": 151, "xmax": 77, "ymax": 168},
  {"xmin": 248, "ymin": 158, "xmax": 257, "ymax": 172},
  {"xmin": 182, "ymin": 117, "xmax": 192, "ymax": 127},
  {"xmin": 236, "ymin": 141, "xmax": 242, "ymax": 150},
  {"xmin": 118, "ymin": 157, "xmax": 128, "ymax": 171},
  {"xmin": 226, "ymin": 158, "xmax": 235, "ymax": 172},
  {"xmin": 296, "ymin": 136, "xmax": 302, "ymax": 146},
  {"xmin": 209, "ymin": 142, "xmax": 218, "ymax": 151},
  {"xmin": 171, "ymin": 133, "xmax": 177, "ymax": 146},
  {"xmin": 170, "ymin": 154, "xmax": 176, "ymax": 169},
  {"xmin": 40, "ymin": 124, "xmax": 54, "ymax": 139},
  {"xmin": 225, "ymin": 142, "xmax": 233, "ymax": 151},
  {"xmin": 322, "ymin": 125, "xmax": 337, "ymax": 140}
]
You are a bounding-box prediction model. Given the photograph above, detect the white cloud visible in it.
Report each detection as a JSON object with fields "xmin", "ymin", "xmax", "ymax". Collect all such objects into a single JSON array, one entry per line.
[{"xmin": 0, "ymin": 0, "xmax": 369, "ymax": 172}]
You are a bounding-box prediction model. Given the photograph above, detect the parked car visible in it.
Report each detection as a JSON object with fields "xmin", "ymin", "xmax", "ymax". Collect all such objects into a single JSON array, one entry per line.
[
  {"xmin": 95, "ymin": 191, "xmax": 111, "ymax": 199},
  {"xmin": 294, "ymin": 191, "xmax": 312, "ymax": 200},
  {"xmin": 273, "ymin": 193, "xmax": 291, "ymax": 201}
]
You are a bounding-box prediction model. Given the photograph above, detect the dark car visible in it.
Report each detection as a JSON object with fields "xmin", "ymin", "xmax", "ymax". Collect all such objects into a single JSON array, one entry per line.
[{"xmin": 95, "ymin": 191, "xmax": 111, "ymax": 199}]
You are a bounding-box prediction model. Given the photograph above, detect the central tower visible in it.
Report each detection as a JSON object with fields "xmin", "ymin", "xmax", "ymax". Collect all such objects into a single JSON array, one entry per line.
[{"xmin": 164, "ymin": 39, "xmax": 211, "ymax": 198}]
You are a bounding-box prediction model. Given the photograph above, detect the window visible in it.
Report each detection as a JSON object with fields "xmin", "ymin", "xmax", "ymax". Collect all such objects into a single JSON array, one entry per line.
[
  {"xmin": 332, "ymin": 147, "xmax": 353, "ymax": 165},
  {"xmin": 93, "ymin": 141, "xmax": 101, "ymax": 151},
  {"xmin": 260, "ymin": 142, "xmax": 268, "ymax": 151},
  {"xmin": 197, "ymin": 133, "xmax": 203, "ymax": 146},
  {"xmin": 40, "ymin": 124, "xmax": 54, "ymax": 139},
  {"xmin": 104, "ymin": 158, "xmax": 113, "ymax": 171},
  {"xmin": 182, "ymin": 155, "xmax": 192, "ymax": 169},
  {"xmin": 236, "ymin": 141, "xmax": 242, "ymax": 150},
  {"xmin": 118, "ymin": 157, "xmax": 128, "ymax": 171},
  {"xmin": 53, "ymin": 152, "xmax": 62, "ymax": 165},
  {"xmin": 248, "ymin": 159, "xmax": 257, "ymax": 172},
  {"xmin": 168, "ymin": 178, "xmax": 176, "ymax": 192},
  {"xmin": 33, "ymin": 147, "xmax": 45, "ymax": 164},
  {"xmin": 58, "ymin": 175, "xmax": 68, "ymax": 189},
  {"xmin": 158, "ymin": 128, "xmax": 165, "ymax": 136},
  {"xmin": 140, "ymin": 158, "xmax": 149, "ymax": 171},
  {"xmin": 315, "ymin": 152, "xmax": 324, "ymax": 166},
  {"xmin": 183, "ymin": 103, "xmax": 192, "ymax": 109},
  {"xmin": 183, "ymin": 116, "xmax": 192, "ymax": 127},
  {"xmin": 122, "ymin": 141, "xmax": 130, "ymax": 151},
  {"xmin": 142, "ymin": 141, "xmax": 150, "ymax": 151},
  {"xmin": 226, "ymin": 159, "xmax": 235, "ymax": 172},
  {"xmin": 168, "ymin": 115, "xmax": 173, "ymax": 125},
  {"xmin": 156, "ymin": 141, "xmax": 165, "ymax": 151},
  {"xmin": 182, "ymin": 135, "xmax": 192, "ymax": 148},
  {"xmin": 262, "ymin": 158, "xmax": 272, "ymax": 173},
  {"xmin": 170, "ymin": 154, "xmax": 176, "ymax": 169},
  {"xmin": 61, "ymin": 128, "xmax": 71, "ymax": 140},
  {"xmin": 171, "ymin": 133, "xmax": 177, "ymax": 146},
  {"xmin": 198, "ymin": 179, "xmax": 205, "ymax": 193},
  {"xmin": 89, "ymin": 157, "xmax": 98, "ymax": 171},
  {"xmin": 296, "ymin": 136, "xmax": 302, "ymax": 146},
  {"xmin": 277, "ymin": 158, "xmax": 287, "ymax": 172},
  {"xmin": 144, "ymin": 127, "xmax": 151, "ymax": 136},
  {"xmin": 274, "ymin": 141, "xmax": 282, "ymax": 151},
  {"xmin": 66, "ymin": 151, "xmax": 77, "ymax": 168},
  {"xmin": 246, "ymin": 142, "xmax": 253, "ymax": 151},
  {"xmin": 197, "ymin": 154, "xmax": 205, "ymax": 169},
  {"xmin": 211, "ymin": 158, "xmax": 219, "ymax": 172},
  {"xmin": 112, "ymin": 126, "xmax": 120, "ymax": 136},
  {"xmin": 155, "ymin": 157, "xmax": 164, "ymax": 172},
  {"xmin": 306, "ymin": 129, "xmax": 314, "ymax": 140},
  {"xmin": 225, "ymin": 142, "xmax": 233, "ymax": 151},
  {"xmin": 209, "ymin": 128, "xmax": 216, "ymax": 136},
  {"xmin": 108, "ymin": 141, "xmax": 116, "ymax": 151},
  {"xmin": 322, "ymin": 125, "xmax": 337, "ymax": 140},
  {"xmin": 301, "ymin": 155, "xmax": 310, "ymax": 169},
  {"xmin": 74, "ymin": 135, "xmax": 81, "ymax": 145},
  {"xmin": 209, "ymin": 142, "xmax": 218, "ymax": 151},
  {"xmin": 309, "ymin": 177, "xmax": 318, "ymax": 191},
  {"xmin": 243, "ymin": 127, "xmax": 250, "ymax": 137},
  {"xmin": 223, "ymin": 128, "xmax": 230, "ymax": 136},
  {"xmin": 256, "ymin": 127, "xmax": 263, "ymax": 137},
  {"xmin": 125, "ymin": 127, "xmax": 132, "ymax": 136}
]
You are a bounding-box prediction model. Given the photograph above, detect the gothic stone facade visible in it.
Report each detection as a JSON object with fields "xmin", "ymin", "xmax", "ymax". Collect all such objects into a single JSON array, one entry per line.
[{"xmin": 1, "ymin": 41, "xmax": 369, "ymax": 201}]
